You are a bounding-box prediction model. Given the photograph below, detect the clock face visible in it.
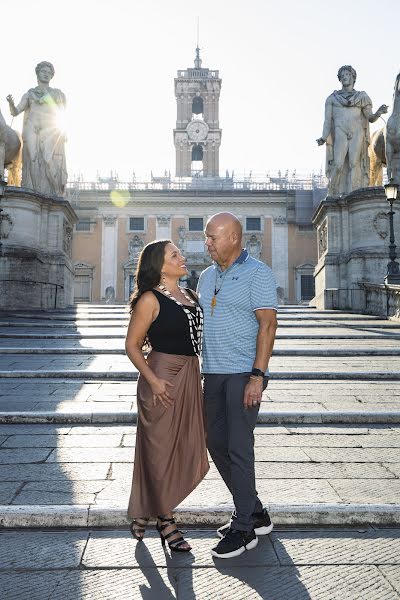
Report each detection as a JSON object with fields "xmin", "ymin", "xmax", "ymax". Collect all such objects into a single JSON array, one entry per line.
[{"xmin": 186, "ymin": 120, "xmax": 209, "ymax": 142}]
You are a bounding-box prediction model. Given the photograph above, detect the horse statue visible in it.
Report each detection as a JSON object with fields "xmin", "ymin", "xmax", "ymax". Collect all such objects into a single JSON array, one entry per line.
[
  {"xmin": 369, "ymin": 72, "xmax": 400, "ymax": 186},
  {"xmin": 386, "ymin": 72, "xmax": 400, "ymax": 184},
  {"xmin": 0, "ymin": 107, "xmax": 22, "ymax": 185},
  {"xmin": 369, "ymin": 127, "xmax": 386, "ymax": 186}
]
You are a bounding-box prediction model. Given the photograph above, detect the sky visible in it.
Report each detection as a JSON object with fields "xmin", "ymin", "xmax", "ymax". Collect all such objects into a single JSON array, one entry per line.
[{"xmin": 1, "ymin": 0, "xmax": 399, "ymax": 181}]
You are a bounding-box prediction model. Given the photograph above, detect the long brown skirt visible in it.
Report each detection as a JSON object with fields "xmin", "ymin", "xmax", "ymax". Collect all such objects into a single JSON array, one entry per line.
[{"xmin": 127, "ymin": 351, "xmax": 209, "ymax": 518}]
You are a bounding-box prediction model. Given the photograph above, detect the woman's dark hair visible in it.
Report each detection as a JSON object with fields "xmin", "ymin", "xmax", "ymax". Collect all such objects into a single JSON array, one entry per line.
[{"xmin": 129, "ymin": 239, "xmax": 171, "ymax": 313}]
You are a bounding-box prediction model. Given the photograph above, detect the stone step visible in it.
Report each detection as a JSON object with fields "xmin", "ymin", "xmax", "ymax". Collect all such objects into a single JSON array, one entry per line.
[
  {"xmin": 0, "ymin": 346, "xmax": 399, "ymax": 356},
  {"xmin": 1, "ymin": 503, "xmax": 400, "ymax": 528},
  {"xmin": 2, "ymin": 320, "xmax": 399, "ymax": 329},
  {"xmin": 2, "ymin": 332, "xmax": 400, "ymax": 339},
  {"xmin": 1, "ymin": 421, "xmax": 400, "ymax": 528},
  {"xmin": 1, "ymin": 410, "xmax": 400, "ymax": 424},
  {"xmin": 1, "ymin": 370, "xmax": 400, "ymax": 380}
]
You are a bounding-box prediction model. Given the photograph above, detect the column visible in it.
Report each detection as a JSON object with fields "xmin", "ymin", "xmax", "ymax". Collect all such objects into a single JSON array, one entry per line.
[
  {"xmin": 101, "ymin": 215, "xmax": 118, "ymax": 299},
  {"xmin": 271, "ymin": 216, "xmax": 289, "ymax": 303}
]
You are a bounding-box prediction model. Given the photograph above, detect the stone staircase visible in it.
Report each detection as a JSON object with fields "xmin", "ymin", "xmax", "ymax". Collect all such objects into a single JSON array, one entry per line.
[{"xmin": 1, "ymin": 304, "xmax": 400, "ymax": 529}]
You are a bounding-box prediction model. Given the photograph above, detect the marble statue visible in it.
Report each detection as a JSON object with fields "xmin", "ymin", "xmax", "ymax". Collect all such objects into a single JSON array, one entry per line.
[
  {"xmin": 386, "ymin": 72, "xmax": 400, "ymax": 185},
  {"xmin": 317, "ymin": 65, "xmax": 388, "ymax": 196},
  {"xmin": 246, "ymin": 234, "xmax": 262, "ymax": 259},
  {"xmin": 6, "ymin": 61, "xmax": 67, "ymax": 196},
  {"xmin": 186, "ymin": 270, "xmax": 199, "ymax": 290},
  {"xmin": 0, "ymin": 107, "xmax": 21, "ymax": 185}
]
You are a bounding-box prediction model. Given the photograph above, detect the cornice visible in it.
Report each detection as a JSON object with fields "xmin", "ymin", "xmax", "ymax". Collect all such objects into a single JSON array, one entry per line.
[{"xmin": 5, "ymin": 186, "xmax": 78, "ymax": 223}]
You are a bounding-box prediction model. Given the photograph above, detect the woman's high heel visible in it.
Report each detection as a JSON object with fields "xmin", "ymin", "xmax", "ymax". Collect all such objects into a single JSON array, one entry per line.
[
  {"xmin": 156, "ymin": 515, "xmax": 191, "ymax": 552},
  {"xmin": 130, "ymin": 517, "xmax": 149, "ymax": 541}
]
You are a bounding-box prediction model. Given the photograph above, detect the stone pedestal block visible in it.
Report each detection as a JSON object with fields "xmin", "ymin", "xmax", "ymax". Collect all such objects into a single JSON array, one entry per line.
[
  {"xmin": 0, "ymin": 187, "xmax": 77, "ymax": 309},
  {"xmin": 312, "ymin": 187, "xmax": 400, "ymax": 310}
]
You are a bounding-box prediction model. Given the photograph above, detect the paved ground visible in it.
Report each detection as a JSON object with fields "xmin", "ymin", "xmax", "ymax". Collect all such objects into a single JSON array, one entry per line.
[
  {"xmin": 1, "ymin": 527, "xmax": 400, "ymax": 599},
  {"xmin": 1, "ymin": 304, "xmax": 400, "ymax": 599}
]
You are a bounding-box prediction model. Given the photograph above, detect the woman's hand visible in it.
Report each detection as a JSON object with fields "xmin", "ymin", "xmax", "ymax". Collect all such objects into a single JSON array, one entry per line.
[{"xmin": 150, "ymin": 378, "xmax": 174, "ymax": 408}]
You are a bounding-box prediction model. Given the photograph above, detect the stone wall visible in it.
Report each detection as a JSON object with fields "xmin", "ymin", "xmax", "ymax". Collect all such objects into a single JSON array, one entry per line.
[{"xmin": 0, "ymin": 187, "xmax": 77, "ymax": 309}]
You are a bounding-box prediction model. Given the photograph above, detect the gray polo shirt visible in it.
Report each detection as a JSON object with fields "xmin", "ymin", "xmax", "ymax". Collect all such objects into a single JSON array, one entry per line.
[{"xmin": 197, "ymin": 249, "xmax": 278, "ymax": 374}]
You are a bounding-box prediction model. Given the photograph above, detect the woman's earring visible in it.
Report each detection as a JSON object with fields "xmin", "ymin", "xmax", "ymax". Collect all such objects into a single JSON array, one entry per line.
[{"xmin": 161, "ymin": 272, "xmax": 166, "ymax": 286}]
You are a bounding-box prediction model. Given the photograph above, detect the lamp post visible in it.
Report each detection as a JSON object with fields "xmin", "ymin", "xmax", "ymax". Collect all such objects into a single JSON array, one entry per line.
[
  {"xmin": 0, "ymin": 177, "xmax": 6, "ymax": 257},
  {"xmin": 384, "ymin": 178, "xmax": 400, "ymax": 285}
]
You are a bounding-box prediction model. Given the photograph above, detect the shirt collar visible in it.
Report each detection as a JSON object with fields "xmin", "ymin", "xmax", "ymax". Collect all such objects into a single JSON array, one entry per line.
[{"xmin": 215, "ymin": 248, "xmax": 248, "ymax": 272}]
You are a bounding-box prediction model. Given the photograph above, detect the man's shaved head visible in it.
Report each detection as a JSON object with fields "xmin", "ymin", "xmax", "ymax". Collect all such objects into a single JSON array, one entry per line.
[
  {"xmin": 207, "ymin": 212, "xmax": 242, "ymax": 238},
  {"xmin": 205, "ymin": 212, "xmax": 243, "ymax": 269}
]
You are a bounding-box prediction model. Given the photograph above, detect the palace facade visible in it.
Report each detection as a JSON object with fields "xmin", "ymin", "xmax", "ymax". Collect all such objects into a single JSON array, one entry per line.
[{"xmin": 70, "ymin": 49, "xmax": 323, "ymax": 304}]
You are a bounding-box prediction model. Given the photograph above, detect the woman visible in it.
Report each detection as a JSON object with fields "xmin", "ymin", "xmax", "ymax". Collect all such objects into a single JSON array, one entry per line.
[{"xmin": 126, "ymin": 239, "xmax": 209, "ymax": 552}]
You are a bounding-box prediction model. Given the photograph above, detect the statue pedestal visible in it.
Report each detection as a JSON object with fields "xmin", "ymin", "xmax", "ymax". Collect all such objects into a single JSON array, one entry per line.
[
  {"xmin": 312, "ymin": 187, "xmax": 400, "ymax": 310},
  {"xmin": 0, "ymin": 187, "xmax": 77, "ymax": 309}
]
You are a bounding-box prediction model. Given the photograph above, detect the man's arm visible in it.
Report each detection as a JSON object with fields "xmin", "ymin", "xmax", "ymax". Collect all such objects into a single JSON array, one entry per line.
[
  {"xmin": 243, "ymin": 309, "xmax": 277, "ymax": 409},
  {"xmin": 6, "ymin": 93, "xmax": 29, "ymax": 117}
]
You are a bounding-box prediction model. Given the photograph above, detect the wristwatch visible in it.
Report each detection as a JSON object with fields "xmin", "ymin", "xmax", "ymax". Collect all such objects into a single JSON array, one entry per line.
[{"xmin": 251, "ymin": 368, "xmax": 264, "ymax": 378}]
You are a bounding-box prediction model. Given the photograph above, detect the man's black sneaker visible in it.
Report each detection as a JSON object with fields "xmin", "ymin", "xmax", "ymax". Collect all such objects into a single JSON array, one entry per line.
[
  {"xmin": 211, "ymin": 528, "xmax": 258, "ymax": 559},
  {"xmin": 216, "ymin": 508, "xmax": 273, "ymax": 539}
]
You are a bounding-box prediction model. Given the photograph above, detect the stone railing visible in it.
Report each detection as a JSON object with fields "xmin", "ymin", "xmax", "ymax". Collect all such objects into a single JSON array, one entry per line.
[
  {"xmin": 358, "ymin": 282, "xmax": 400, "ymax": 321},
  {"xmin": 312, "ymin": 283, "xmax": 400, "ymax": 321}
]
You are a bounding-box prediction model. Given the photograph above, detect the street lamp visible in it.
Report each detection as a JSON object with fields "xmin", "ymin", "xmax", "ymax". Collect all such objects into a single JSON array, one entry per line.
[
  {"xmin": 0, "ymin": 176, "xmax": 6, "ymax": 257},
  {"xmin": 384, "ymin": 178, "xmax": 400, "ymax": 285}
]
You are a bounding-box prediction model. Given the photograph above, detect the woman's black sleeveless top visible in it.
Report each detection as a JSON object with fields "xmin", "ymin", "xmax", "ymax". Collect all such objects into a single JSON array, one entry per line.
[{"xmin": 147, "ymin": 289, "xmax": 198, "ymax": 356}]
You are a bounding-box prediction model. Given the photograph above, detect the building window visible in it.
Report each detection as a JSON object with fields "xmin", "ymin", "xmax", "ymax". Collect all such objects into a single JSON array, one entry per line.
[
  {"xmin": 246, "ymin": 217, "xmax": 261, "ymax": 232},
  {"xmin": 188, "ymin": 217, "xmax": 203, "ymax": 231},
  {"xmin": 129, "ymin": 217, "xmax": 145, "ymax": 231},
  {"xmin": 76, "ymin": 220, "xmax": 91, "ymax": 231},
  {"xmin": 298, "ymin": 224, "xmax": 314, "ymax": 232}
]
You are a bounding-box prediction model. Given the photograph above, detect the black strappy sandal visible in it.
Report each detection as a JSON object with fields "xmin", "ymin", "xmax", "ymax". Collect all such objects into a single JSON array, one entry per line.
[
  {"xmin": 130, "ymin": 517, "xmax": 149, "ymax": 541},
  {"xmin": 156, "ymin": 515, "xmax": 191, "ymax": 552}
]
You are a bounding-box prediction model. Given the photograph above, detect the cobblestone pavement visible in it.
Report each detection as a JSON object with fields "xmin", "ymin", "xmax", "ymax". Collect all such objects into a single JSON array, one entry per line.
[
  {"xmin": 0, "ymin": 527, "xmax": 400, "ymax": 599},
  {"xmin": 1, "ymin": 305, "xmax": 400, "ymax": 598}
]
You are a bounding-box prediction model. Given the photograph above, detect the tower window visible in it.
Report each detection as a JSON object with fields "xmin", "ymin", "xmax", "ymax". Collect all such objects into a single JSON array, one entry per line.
[
  {"xmin": 192, "ymin": 145, "xmax": 203, "ymax": 161},
  {"xmin": 129, "ymin": 217, "xmax": 145, "ymax": 231},
  {"xmin": 246, "ymin": 217, "xmax": 261, "ymax": 231},
  {"xmin": 189, "ymin": 217, "xmax": 203, "ymax": 231},
  {"xmin": 192, "ymin": 96, "xmax": 204, "ymax": 115}
]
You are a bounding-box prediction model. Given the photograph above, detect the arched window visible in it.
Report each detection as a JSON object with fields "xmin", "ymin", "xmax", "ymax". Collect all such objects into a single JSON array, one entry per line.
[
  {"xmin": 192, "ymin": 145, "xmax": 203, "ymax": 161},
  {"xmin": 192, "ymin": 96, "xmax": 204, "ymax": 115}
]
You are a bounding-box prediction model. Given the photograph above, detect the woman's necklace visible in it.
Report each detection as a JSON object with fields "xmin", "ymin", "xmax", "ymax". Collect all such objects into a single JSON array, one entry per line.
[
  {"xmin": 157, "ymin": 284, "xmax": 195, "ymax": 306},
  {"xmin": 156, "ymin": 284, "xmax": 203, "ymax": 355}
]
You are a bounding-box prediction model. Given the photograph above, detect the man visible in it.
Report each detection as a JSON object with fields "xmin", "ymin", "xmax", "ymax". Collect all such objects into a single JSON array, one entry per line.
[
  {"xmin": 197, "ymin": 212, "xmax": 278, "ymax": 559},
  {"xmin": 316, "ymin": 65, "xmax": 387, "ymax": 196}
]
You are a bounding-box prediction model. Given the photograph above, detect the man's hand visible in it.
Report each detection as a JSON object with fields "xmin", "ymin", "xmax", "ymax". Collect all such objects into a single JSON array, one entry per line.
[
  {"xmin": 316, "ymin": 137, "xmax": 326, "ymax": 146},
  {"xmin": 243, "ymin": 376, "xmax": 263, "ymax": 409},
  {"xmin": 376, "ymin": 104, "xmax": 388, "ymax": 117}
]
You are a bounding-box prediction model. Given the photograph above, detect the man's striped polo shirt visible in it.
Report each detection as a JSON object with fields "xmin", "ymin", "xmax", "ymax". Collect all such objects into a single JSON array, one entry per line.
[{"xmin": 197, "ymin": 249, "xmax": 278, "ymax": 374}]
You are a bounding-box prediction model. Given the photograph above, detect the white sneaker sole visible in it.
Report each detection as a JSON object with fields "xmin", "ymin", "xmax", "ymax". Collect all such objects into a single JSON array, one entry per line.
[
  {"xmin": 217, "ymin": 522, "xmax": 273, "ymax": 539},
  {"xmin": 255, "ymin": 522, "xmax": 273, "ymax": 535},
  {"xmin": 211, "ymin": 536, "xmax": 258, "ymax": 559}
]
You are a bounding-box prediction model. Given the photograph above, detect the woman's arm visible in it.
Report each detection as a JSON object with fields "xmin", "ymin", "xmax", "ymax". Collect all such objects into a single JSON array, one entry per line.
[{"xmin": 125, "ymin": 292, "xmax": 174, "ymax": 407}]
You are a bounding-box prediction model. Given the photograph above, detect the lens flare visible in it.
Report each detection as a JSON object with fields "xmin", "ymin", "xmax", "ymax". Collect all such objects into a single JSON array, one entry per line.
[{"xmin": 110, "ymin": 190, "xmax": 130, "ymax": 207}]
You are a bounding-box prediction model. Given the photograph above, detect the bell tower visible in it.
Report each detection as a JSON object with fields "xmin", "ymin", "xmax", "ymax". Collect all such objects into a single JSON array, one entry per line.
[{"xmin": 174, "ymin": 48, "xmax": 222, "ymax": 177}]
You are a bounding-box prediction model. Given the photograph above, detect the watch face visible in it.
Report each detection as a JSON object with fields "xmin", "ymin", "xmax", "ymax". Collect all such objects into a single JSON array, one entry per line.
[{"xmin": 186, "ymin": 120, "xmax": 209, "ymax": 142}]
